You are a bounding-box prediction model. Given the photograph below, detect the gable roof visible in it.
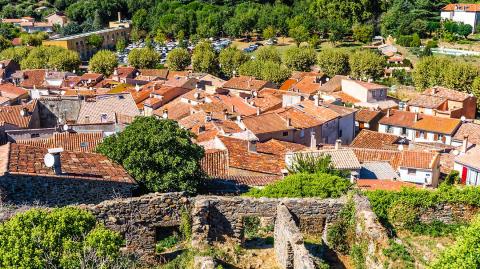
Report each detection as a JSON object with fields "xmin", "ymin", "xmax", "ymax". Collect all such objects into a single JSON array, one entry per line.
[
  {"xmin": 407, "ymin": 94, "xmax": 446, "ymax": 109},
  {"xmin": 319, "ymin": 75, "xmax": 348, "ymax": 93},
  {"xmin": 453, "ymin": 122, "xmax": 480, "ymax": 145},
  {"xmin": 351, "ymin": 129, "xmax": 402, "ymax": 150},
  {"xmin": 16, "ymin": 132, "xmax": 103, "ymax": 153},
  {"xmin": 352, "ymin": 148, "xmax": 438, "ymax": 170},
  {"xmin": 379, "ymin": 110, "xmax": 461, "ymax": 134},
  {"xmin": 424, "ymin": 86, "xmax": 472, "ymax": 102},
  {"xmin": 442, "ymin": 3, "xmax": 480, "ymax": 12},
  {"xmin": 455, "ymin": 145, "xmax": 480, "ymax": 170},
  {"xmin": 287, "ymin": 148, "xmax": 362, "ymax": 170},
  {"xmin": 223, "ymin": 76, "xmax": 269, "ymax": 92},
  {"xmin": 0, "ymin": 83, "xmax": 28, "ymax": 99},
  {"xmin": 2, "ymin": 143, "xmax": 134, "ymax": 183},
  {"xmin": 0, "ymin": 101, "xmax": 37, "ymax": 128},
  {"xmin": 77, "ymin": 94, "xmax": 140, "ymax": 124},
  {"xmin": 355, "ymin": 109, "xmax": 383, "ymax": 123},
  {"xmin": 242, "ymin": 113, "xmax": 294, "ymax": 135}
]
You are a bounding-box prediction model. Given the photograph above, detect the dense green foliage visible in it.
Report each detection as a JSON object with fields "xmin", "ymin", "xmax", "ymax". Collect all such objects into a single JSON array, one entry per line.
[
  {"xmin": 246, "ymin": 172, "xmax": 351, "ymax": 198},
  {"xmin": 0, "ymin": 207, "xmax": 124, "ymax": 268},
  {"xmin": 192, "ymin": 41, "xmax": 218, "ymax": 74},
  {"xmin": 128, "ymin": 47, "xmax": 161, "ymax": 69},
  {"xmin": 88, "ymin": 50, "xmax": 118, "ymax": 76},
  {"xmin": 383, "ymin": 240, "xmax": 414, "ymax": 268},
  {"xmin": 366, "ymin": 184, "xmax": 480, "ymax": 230},
  {"xmin": 430, "ymin": 215, "xmax": 480, "ymax": 269},
  {"xmin": 327, "ymin": 199, "xmax": 356, "ymax": 254},
  {"xmin": 96, "ymin": 117, "xmax": 205, "ymax": 194},
  {"xmin": 86, "ymin": 33, "xmax": 105, "ymax": 49},
  {"xmin": 218, "ymin": 47, "xmax": 249, "ymax": 78},
  {"xmin": 413, "ymin": 56, "xmax": 479, "ymax": 94},
  {"xmin": 166, "ymin": 48, "xmax": 191, "ymax": 71},
  {"xmin": 283, "ymin": 46, "xmax": 316, "ymax": 72},
  {"xmin": 317, "ymin": 48, "xmax": 350, "ymax": 77},
  {"xmin": 349, "ymin": 50, "xmax": 386, "ymax": 80},
  {"xmin": 286, "ymin": 154, "xmax": 350, "ymax": 178}
]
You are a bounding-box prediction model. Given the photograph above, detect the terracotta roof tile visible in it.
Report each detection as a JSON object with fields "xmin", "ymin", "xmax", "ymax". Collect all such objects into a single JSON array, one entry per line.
[
  {"xmin": 351, "ymin": 130, "xmax": 402, "ymax": 150},
  {"xmin": 242, "ymin": 113, "xmax": 294, "ymax": 135},
  {"xmin": 355, "ymin": 109, "xmax": 382, "ymax": 123},
  {"xmin": 453, "ymin": 122, "xmax": 480, "ymax": 144},
  {"xmin": 201, "ymin": 149, "xmax": 228, "ymax": 177},
  {"xmin": 357, "ymin": 179, "xmax": 422, "ymax": 191},
  {"xmin": 219, "ymin": 175, "xmax": 282, "ymax": 186},
  {"xmin": 0, "ymin": 101, "xmax": 37, "ymax": 128},
  {"xmin": 139, "ymin": 69, "xmax": 169, "ymax": 79},
  {"xmin": 319, "ymin": 75, "xmax": 348, "ymax": 93},
  {"xmin": 442, "ymin": 3, "xmax": 480, "ymax": 12},
  {"xmin": 17, "ymin": 69, "xmax": 46, "ymax": 89},
  {"xmin": 223, "ymin": 76, "xmax": 269, "ymax": 92},
  {"xmin": 379, "ymin": 110, "xmax": 461, "ymax": 134},
  {"xmin": 16, "ymin": 132, "xmax": 103, "ymax": 152},
  {"xmin": 0, "ymin": 83, "xmax": 27, "ymax": 99},
  {"xmin": 423, "ymin": 86, "xmax": 472, "ymax": 102},
  {"xmin": 455, "ymin": 145, "xmax": 480, "ymax": 170},
  {"xmin": 6, "ymin": 143, "xmax": 134, "ymax": 183},
  {"xmin": 352, "ymin": 147, "xmax": 438, "ymax": 169},
  {"xmin": 407, "ymin": 94, "xmax": 446, "ymax": 109}
]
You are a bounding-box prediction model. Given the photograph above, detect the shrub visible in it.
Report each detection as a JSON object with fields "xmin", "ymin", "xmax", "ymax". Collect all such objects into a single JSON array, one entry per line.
[
  {"xmin": 245, "ymin": 172, "xmax": 351, "ymax": 198},
  {"xmin": 444, "ymin": 170, "xmax": 460, "ymax": 185},
  {"xmin": 0, "ymin": 207, "xmax": 124, "ymax": 268},
  {"xmin": 430, "ymin": 214, "xmax": 480, "ymax": 268},
  {"xmin": 382, "ymin": 240, "xmax": 414, "ymax": 267},
  {"xmin": 180, "ymin": 208, "xmax": 192, "ymax": 241},
  {"xmin": 350, "ymin": 243, "xmax": 367, "ymax": 269},
  {"xmin": 326, "ymin": 199, "xmax": 355, "ymax": 254},
  {"xmin": 156, "ymin": 233, "xmax": 180, "ymax": 253},
  {"xmin": 410, "ymin": 221, "xmax": 464, "ymax": 237},
  {"xmin": 387, "ymin": 201, "xmax": 419, "ymax": 229},
  {"xmin": 287, "ymin": 154, "xmax": 350, "ymax": 178},
  {"xmin": 243, "ymin": 216, "xmax": 261, "ymax": 239}
]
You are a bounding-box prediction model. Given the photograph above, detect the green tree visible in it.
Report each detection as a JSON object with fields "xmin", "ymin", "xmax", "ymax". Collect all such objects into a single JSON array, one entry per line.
[
  {"xmin": 191, "ymin": 41, "xmax": 218, "ymax": 74},
  {"xmin": 20, "ymin": 46, "xmax": 80, "ymax": 72},
  {"xmin": 430, "ymin": 214, "xmax": 480, "ymax": 268},
  {"xmin": 88, "ymin": 50, "xmax": 118, "ymax": 76},
  {"xmin": 128, "ymin": 48, "xmax": 161, "ymax": 69},
  {"xmin": 457, "ymin": 23, "xmax": 473, "ymax": 38},
  {"xmin": 263, "ymin": 26, "xmax": 276, "ymax": 40},
  {"xmin": 0, "ymin": 207, "xmax": 124, "ymax": 268},
  {"xmin": 470, "ymin": 77, "xmax": 480, "ymax": 108},
  {"xmin": 283, "ymin": 46, "xmax": 316, "ymax": 72},
  {"xmin": 352, "ymin": 24, "xmax": 374, "ymax": 43},
  {"xmin": 132, "ymin": 8, "xmax": 149, "ymax": 37},
  {"xmin": 21, "ymin": 32, "xmax": 48, "ymax": 46},
  {"xmin": 289, "ymin": 25, "xmax": 309, "ymax": 47},
  {"xmin": 96, "ymin": 117, "xmax": 205, "ymax": 194},
  {"xmin": 317, "ymin": 48, "xmax": 350, "ymax": 76},
  {"xmin": 0, "ymin": 22, "xmax": 20, "ymax": 40},
  {"xmin": 349, "ymin": 50, "xmax": 385, "ymax": 80},
  {"xmin": 255, "ymin": 46, "xmax": 281, "ymax": 64},
  {"xmin": 86, "ymin": 34, "xmax": 104, "ymax": 50},
  {"xmin": 410, "ymin": 33, "xmax": 421, "ymax": 47},
  {"xmin": 218, "ymin": 47, "xmax": 249, "ymax": 78},
  {"xmin": 166, "ymin": 48, "xmax": 191, "ymax": 71},
  {"xmin": 0, "ymin": 35, "xmax": 12, "ymax": 51},
  {"xmin": 0, "ymin": 46, "xmax": 31, "ymax": 63},
  {"xmin": 261, "ymin": 60, "xmax": 291, "ymax": 84},
  {"xmin": 116, "ymin": 37, "xmax": 127, "ymax": 52}
]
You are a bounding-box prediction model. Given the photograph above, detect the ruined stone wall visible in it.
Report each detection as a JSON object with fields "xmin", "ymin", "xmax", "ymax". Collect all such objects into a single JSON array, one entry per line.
[
  {"xmin": 419, "ymin": 203, "xmax": 479, "ymax": 224},
  {"xmin": 353, "ymin": 195, "xmax": 389, "ymax": 269},
  {"xmin": 0, "ymin": 174, "xmax": 134, "ymax": 206},
  {"xmin": 191, "ymin": 195, "xmax": 346, "ymax": 248},
  {"xmin": 81, "ymin": 192, "xmax": 190, "ymax": 260},
  {"xmin": 274, "ymin": 203, "xmax": 316, "ymax": 269}
]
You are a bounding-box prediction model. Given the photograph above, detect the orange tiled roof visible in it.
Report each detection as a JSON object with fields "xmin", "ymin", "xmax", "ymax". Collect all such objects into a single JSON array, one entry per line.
[
  {"xmin": 442, "ymin": 3, "xmax": 480, "ymax": 12},
  {"xmin": 4, "ymin": 143, "xmax": 134, "ymax": 183},
  {"xmin": 279, "ymin": 79, "xmax": 297, "ymax": 91},
  {"xmin": 352, "ymin": 147, "xmax": 438, "ymax": 170},
  {"xmin": 319, "ymin": 75, "xmax": 348, "ymax": 93},
  {"xmin": 0, "ymin": 101, "xmax": 37, "ymax": 128},
  {"xmin": 0, "ymin": 83, "xmax": 27, "ymax": 99},
  {"xmin": 18, "ymin": 69, "xmax": 46, "ymax": 89},
  {"xmin": 357, "ymin": 179, "xmax": 422, "ymax": 191},
  {"xmin": 355, "ymin": 109, "xmax": 382, "ymax": 123},
  {"xmin": 242, "ymin": 113, "xmax": 294, "ymax": 135},
  {"xmin": 223, "ymin": 76, "xmax": 269, "ymax": 92},
  {"xmin": 407, "ymin": 94, "xmax": 446, "ymax": 109},
  {"xmin": 453, "ymin": 122, "xmax": 480, "ymax": 144},
  {"xmin": 16, "ymin": 132, "xmax": 103, "ymax": 153},
  {"xmin": 423, "ymin": 86, "xmax": 472, "ymax": 102},
  {"xmin": 219, "ymin": 175, "xmax": 282, "ymax": 186},
  {"xmin": 351, "ymin": 130, "xmax": 401, "ymax": 150},
  {"xmin": 276, "ymin": 107, "xmax": 324, "ymax": 129},
  {"xmin": 290, "ymin": 76, "xmax": 322, "ymax": 95},
  {"xmin": 140, "ymin": 69, "xmax": 169, "ymax": 79},
  {"xmin": 201, "ymin": 149, "xmax": 228, "ymax": 177},
  {"xmin": 331, "ymin": 92, "xmax": 361, "ymax": 104},
  {"xmin": 379, "ymin": 110, "xmax": 461, "ymax": 134}
]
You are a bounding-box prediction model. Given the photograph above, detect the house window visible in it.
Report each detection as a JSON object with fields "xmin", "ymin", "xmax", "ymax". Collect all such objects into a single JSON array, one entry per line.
[
  {"xmin": 408, "ymin": 168, "xmax": 416, "ymax": 175},
  {"xmin": 386, "ymin": 125, "xmax": 393, "ymax": 133},
  {"xmin": 401, "ymin": 127, "xmax": 406, "ymax": 136},
  {"xmin": 467, "ymin": 169, "xmax": 480, "ymax": 186},
  {"xmin": 282, "ymin": 131, "xmax": 288, "ymax": 137},
  {"xmin": 339, "ymin": 130, "xmax": 343, "ymax": 138},
  {"xmin": 300, "ymin": 130, "xmax": 305, "ymax": 138},
  {"xmin": 31, "ymin": 133, "xmax": 40, "ymax": 138},
  {"xmin": 80, "ymin": 142, "xmax": 89, "ymax": 148}
]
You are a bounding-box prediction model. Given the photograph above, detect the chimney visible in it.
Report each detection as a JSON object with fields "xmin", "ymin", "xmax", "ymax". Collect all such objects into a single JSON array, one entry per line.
[
  {"xmin": 205, "ymin": 112, "xmax": 212, "ymax": 122},
  {"xmin": 248, "ymin": 140, "xmax": 257, "ymax": 153},
  {"xmin": 198, "ymin": 125, "xmax": 206, "ymax": 133},
  {"xmin": 232, "ymin": 105, "xmax": 236, "ymax": 113},
  {"xmin": 414, "ymin": 112, "xmax": 419, "ymax": 122},
  {"xmin": 386, "ymin": 109, "xmax": 390, "ymax": 117},
  {"xmin": 286, "ymin": 117, "xmax": 292, "ymax": 127},
  {"xmin": 223, "ymin": 109, "xmax": 229, "ymax": 120},
  {"xmin": 162, "ymin": 109, "xmax": 168, "ymax": 119},
  {"xmin": 19, "ymin": 107, "xmax": 28, "ymax": 117},
  {"xmin": 334, "ymin": 139, "xmax": 341, "ymax": 150},
  {"xmin": 256, "ymin": 107, "xmax": 260, "ymax": 116},
  {"xmin": 462, "ymin": 135, "xmax": 469, "ymax": 153},
  {"xmin": 118, "ymin": 11, "xmax": 121, "ymax": 22},
  {"xmin": 47, "ymin": 148, "xmax": 64, "ymax": 175},
  {"xmin": 310, "ymin": 131, "xmax": 316, "ymax": 149},
  {"xmin": 431, "ymin": 87, "xmax": 437, "ymax": 95}
]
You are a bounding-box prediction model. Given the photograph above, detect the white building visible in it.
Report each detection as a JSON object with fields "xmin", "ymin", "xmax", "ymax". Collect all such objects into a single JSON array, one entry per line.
[{"xmin": 441, "ymin": 4, "xmax": 480, "ymax": 32}]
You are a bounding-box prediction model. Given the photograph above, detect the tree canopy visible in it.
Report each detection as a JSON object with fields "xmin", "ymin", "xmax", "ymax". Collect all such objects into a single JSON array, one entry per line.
[
  {"xmin": 96, "ymin": 116, "xmax": 205, "ymax": 194},
  {"xmin": 317, "ymin": 48, "xmax": 350, "ymax": 77},
  {"xmin": 166, "ymin": 48, "xmax": 191, "ymax": 71},
  {"xmin": 191, "ymin": 41, "xmax": 218, "ymax": 74},
  {"xmin": 128, "ymin": 47, "xmax": 161, "ymax": 69},
  {"xmin": 88, "ymin": 50, "xmax": 118, "ymax": 76},
  {"xmin": 283, "ymin": 46, "xmax": 316, "ymax": 72}
]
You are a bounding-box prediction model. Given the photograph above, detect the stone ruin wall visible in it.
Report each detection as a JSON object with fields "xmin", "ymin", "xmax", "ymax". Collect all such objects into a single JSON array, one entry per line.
[{"xmin": 190, "ymin": 195, "xmax": 347, "ymax": 248}]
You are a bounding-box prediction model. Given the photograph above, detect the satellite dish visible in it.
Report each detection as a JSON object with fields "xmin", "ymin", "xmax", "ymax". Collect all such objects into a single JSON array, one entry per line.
[
  {"xmin": 44, "ymin": 153, "xmax": 55, "ymax": 168},
  {"xmin": 461, "ymin": 116, "xmax": 466, "ymax": 122},
  {"xmin": 63, "ymin": 124, "xmax": 69, "ymax": 131}
]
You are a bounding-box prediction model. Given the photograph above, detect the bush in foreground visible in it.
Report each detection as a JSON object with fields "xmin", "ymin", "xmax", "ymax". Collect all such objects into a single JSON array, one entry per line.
[
  {"xmin": 0, "ymin": 207, "xmax": 124, "ymax": 268},
  {"xmin": 245, "ymin": 172, "xmax": 351, "ymax": 198}
]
